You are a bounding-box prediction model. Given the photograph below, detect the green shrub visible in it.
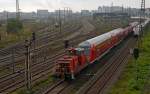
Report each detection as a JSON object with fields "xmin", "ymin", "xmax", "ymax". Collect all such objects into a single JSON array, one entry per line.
[{"xmin": 6, "ymin": 19, "xmax": 23, "ymax": 33}]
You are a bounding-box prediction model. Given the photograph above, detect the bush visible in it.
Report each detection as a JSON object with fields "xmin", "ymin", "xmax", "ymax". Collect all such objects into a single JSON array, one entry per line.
[{"xmin": 6, "ymin": 19, "xmax": 23, "ymax": 33}]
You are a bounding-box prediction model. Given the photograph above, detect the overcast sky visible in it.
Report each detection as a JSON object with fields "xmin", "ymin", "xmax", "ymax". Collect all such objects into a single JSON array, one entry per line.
[{"xmin": 0, "ymin": 0, "xmax": 150, "ymax": 12}]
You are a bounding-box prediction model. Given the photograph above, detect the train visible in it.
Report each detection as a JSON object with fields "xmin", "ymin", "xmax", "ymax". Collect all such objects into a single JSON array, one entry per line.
[
  {"xmin": 55, "ymin": 19, "xmax": 149, "ymax": 79},
  {"xmin": 132, "ymin": 19, "xmax": 150, "ymax": 37}
]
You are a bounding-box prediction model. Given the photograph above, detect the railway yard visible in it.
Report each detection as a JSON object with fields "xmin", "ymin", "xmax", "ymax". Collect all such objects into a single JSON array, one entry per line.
[{"xmin": 0, "ymin": 15, "xmax": 150, "ymax": 94}]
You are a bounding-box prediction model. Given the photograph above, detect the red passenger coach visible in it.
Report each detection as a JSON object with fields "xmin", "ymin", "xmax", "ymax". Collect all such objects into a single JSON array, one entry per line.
[{"xmin": 55, "ymin": 23, "xmax": 139, "ymax": 79}]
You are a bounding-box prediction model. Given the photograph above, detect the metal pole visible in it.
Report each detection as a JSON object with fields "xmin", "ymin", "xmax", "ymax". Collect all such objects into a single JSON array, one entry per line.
[
  {"xmin": 53, "ymin": 18, "xmax": 55, "ymax": 32},
  {"xmin": 0, "ymin": 34, "xmax": 1, "ymax": 41},
  {"xmin": 11, "ymin": 48, "xmax": 15, "ymax": 73},
  {"xmin": 64, "ymin": 8, "xmax": 66, "ymax": 23},
  {"xmin": 32, "ymin": 32, "xmax": 36, "ymax": 64},
  {"xmin": 139, "ymin": 0, "xmax": 145, "ymax": 48},
  {"xmin": 6, "ymin": 11, "xmax": 8, "ymax": 25},
  {"xmin": 122, "ymin": 4, "xmax": 124, "ymax": 13},
  {"xmin": 16, "ymin": 0, "xmax": 20, "ymax": 20},
  {"xmin": 69, "ymin": 8, "xmax": 72, "ymax": 21},
  {"xmin": 59, "ymin": 9, "xmax": 62, "ymax": 34},
  {"xmin": 25, "ymin": 40, "xmax": 31, "ymax": 91}
]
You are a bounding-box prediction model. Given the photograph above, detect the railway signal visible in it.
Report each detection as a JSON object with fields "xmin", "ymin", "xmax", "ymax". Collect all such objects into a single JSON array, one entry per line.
[
  {"xmin": 64, "ymin": 40, "xmax": 69, "ymax": 48},
  {"xmin": 24, "ymin": 34, "xmax": 37, "ymax": 92},
  {"xmin": 32, "ymin": 32, "xmax": 36, "ymax": 41},
  {"xmin": 24, "ymin": 40, "xmax": 32, "ymax": 92}
]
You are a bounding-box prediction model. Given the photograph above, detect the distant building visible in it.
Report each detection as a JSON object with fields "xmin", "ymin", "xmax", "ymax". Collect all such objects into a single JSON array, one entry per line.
[
  {"xmin": 37, "ymin": 10, "xmax": 49, "ymax": 19},
  {"xmin": 97, "ymin": 6, "xmax": 141, "ymax": 17},
  {"xmin": 55, "ymin": 10, "xmax": 73, "ymax": 17},
  {"xmin": 145, "ymin": 8, "xmax": 150, "ymax": 17},
  {"xmin": 20, "ymin": 12, "xmax": 37, "ymax": 20},
  {"xmin": 98, "ymin": 6, "xmax": 123, "ymax": 13},
  {"xmin": 0, "ymin": 11, "xmax": 16, "ymax": 20},
  {"xmin": 128, "ymin": 8, "xmax": 140, "ymax": 16},
  {"xmin": 55, "ymin": 10, "xmax": 65, "ymax": 16},
  {"xmin": 98, "ymin": 6, "xmax": 111, "ymax": 13},
  {"xmin": 81, "ymin": 10, "xmax": 91, "ymax": 16},
  {"xmin": 93, "ymin": 12, "xmax": 130, "ymax": 19},
  {"xmin": 91, "ymin": 10, "xmax": 98, "ymax": 14}
]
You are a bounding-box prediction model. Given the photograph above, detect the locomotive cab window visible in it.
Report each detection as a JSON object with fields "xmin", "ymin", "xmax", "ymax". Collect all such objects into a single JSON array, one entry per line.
[
  {"xmin": 79, "ymin": 42, "xmax": 91, "ymax": 56},
  {"xmin": 75, "ymin": 48, "xmax": 84, "ymax": 56},
  {"xmin": 83, "ymin": 47, "xmax": 90, "ymax": 56},
  {"xmin": 79, "ymin": 46, "xmax": 90, "ymax": 56}
]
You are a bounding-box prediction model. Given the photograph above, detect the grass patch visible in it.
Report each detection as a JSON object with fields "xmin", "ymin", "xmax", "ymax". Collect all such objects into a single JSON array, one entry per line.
[
  {"xmin": 108, "ymin": 25, "xmax": 150, "ymax": 94},
  {"xmin": 0, "ymin": 24, "xmax": 32, "ymax": 48},
  {"xmin": 0, "ymin": 22, "xmax": 49, "ymax": 49},
  {"xmin": 11, "ymin": 74, "xmax": 55, "ymax": 94},
  {"xmin": 32, "ymin": 75, "xmax": 54, "ymax": 91}
]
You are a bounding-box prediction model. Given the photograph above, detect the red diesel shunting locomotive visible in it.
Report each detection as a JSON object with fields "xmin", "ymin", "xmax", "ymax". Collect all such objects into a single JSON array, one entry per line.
[{"xmin": 55, "ymin": 22, "xmax": 139, "ymax": 79}]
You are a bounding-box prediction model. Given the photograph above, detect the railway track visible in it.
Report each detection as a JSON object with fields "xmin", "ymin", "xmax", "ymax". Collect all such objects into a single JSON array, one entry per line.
[
  {"xmin": 41, "ymin": 80, "xmax": 67, "ymax": 94},
  {"xmin": 0, "ymin": 20, "xmax": 81, "ymax": 56},
  {"xmin": 1, "ymin": 18, "xmax": 125, "ymax": 93},
  {"xmin": 0, "ymin": 51, "xmax": 66, "ymax": 93},
  {"xmin": 0, "ymin": 20, "xmax": 81, "ymax": 66},
  {"xmin": 0, "ymin": 22, "xmax": 82, "ymax": 66},
  {"xmin": 76, "ymin": 37, "xmax": 136, "ymax": 94},
  {"xmin": 0, "ymin": 25, "xmax": 96, "ymax": 93},
  {"xmin": 0, "ymin": 28, "xmax": 82, "ymax": 78},
  {"xmin": 35, "ymin": 36, "xmax": 136, "ymax": 94},
  {"xmin": 0, "ymin": 50, "xmax": 65, "ymax": 83},
  {"xmin": 0, "ymin": 23, "xmax": 82, "ymax": 71}
]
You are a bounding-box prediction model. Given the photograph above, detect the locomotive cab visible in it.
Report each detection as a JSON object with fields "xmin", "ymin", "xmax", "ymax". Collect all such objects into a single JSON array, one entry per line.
[
  {"xmin": 67, "ymin": 48, "xmax": 76, "ymax": 55},
  {"xmin": 75, "ymin": 48, "xmax": 86, "ymax": 65},
  {"xmin": 67, "ymin": 48, "xmax": 85, "ymax": 56},
  {"xmin": 55, "ymin": 48, "xmax": 86, "ymax": 79}
]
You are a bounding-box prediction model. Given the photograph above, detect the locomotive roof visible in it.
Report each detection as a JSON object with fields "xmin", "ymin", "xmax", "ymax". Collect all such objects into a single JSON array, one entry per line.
[
  {"xmin": 129, "ymin": 22, "xmax": 139, "ymax": 27},
  {"xmin": 79, "ymin": 28, "xmax": 123, "ymax": 47}
]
